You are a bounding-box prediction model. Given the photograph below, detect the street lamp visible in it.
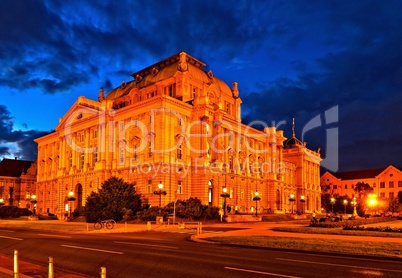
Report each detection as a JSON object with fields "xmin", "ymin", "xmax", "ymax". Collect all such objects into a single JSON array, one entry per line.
[
  {"xmin": 289, "ymin": 193, "xmax": 295, "ymax": 214},
  {"xmin": 300, "ymin": 195, "xmax": 306, "ymax": 214},
  {"xmin": 343, "ymin": 199, "xmax": 348, "ymax": 214},
  {"xmin": 153, "ymin": 181, "xmax": 166, "ymax": 215},
  {"xmin": 330, "ymin": 197, "xmax": 335, "ymax": 213},
  {"xmin": 367, "ymin": 193, "xmax": 377, "ymax": 214},
  {"xmin": 0, "ymin": 198, "xmax": 4, "ymax": 207},
  {"xmin": 30, "ymin": 195, "xmax": 37, "ymax": 215},
  {"xmin": 253, "ymin": 191, "xmax": 261, "ymax": 217},
  {"xmin": 67, "ymin": 191, "xmax": 76, "ymax": 217},
  {"xmin": 220, "ymin": 187, "xmax": 230, "ymax": 217},
  {"xmin": 351, "ymin": 197, "xmax": 357, "ymax": 216}
]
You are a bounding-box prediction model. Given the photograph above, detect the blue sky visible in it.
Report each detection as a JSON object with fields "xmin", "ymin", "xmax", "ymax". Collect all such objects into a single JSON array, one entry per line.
[{"xmin": 1, "ymin": 0, "xmax": 402, "ymax": 172}]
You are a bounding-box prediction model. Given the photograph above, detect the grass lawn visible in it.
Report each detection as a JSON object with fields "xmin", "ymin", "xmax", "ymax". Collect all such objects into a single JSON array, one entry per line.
[{"xmin": 206, "ymin": 236, "xmax": 402, "ymax": 259}]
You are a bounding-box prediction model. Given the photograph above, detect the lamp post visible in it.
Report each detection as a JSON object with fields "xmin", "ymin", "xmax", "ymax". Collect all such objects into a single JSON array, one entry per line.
[
  {"xmin": 289, "ymin": 193, "xmax": 295, "ymax": 214},
  {"xmin": 30, "ymin": 195, "xmax": 37, "ymax": 215},
  {"xmin": 343, "ymin": 199, "xmax": 348, "ymax": 214},
  {"xmin": 220, "ymin": 187, "xmax": 230, "ymax": 217},
  {"xmin": 253, "ymin": 191, "xmax": 261, "ymax": 217},
  {"xmin": 330, "ymin": 197, "xmax": 335, "ymax": 213},
  {"xmin": 351, "ymin": 197, "xmax": 357, "ymax": 216},
  {"xmin": 67, "ymin": 191, "xmax": 76, "ymax": 217},
  {"xmin": 0, "ymin": 198, "xmax": 4, "ymax": 207},
  {"xmin": 300, "ymin": 195, "xmax": 306, "ymax": 214},
  {"xmin": 153, "ymin": 181, "xmax": 166, "ymax": 215}
]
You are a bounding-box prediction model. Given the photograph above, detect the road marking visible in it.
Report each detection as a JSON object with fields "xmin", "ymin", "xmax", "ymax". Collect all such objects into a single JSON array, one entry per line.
[
  {"xmin": 114, "ymin": 241, "xmax": 178, "ymax": 249},
  {"xmin": 61, "ymin": 244, "xmax": 123, "ymax": 254},
  {"xmin": 38, "ymin": 234, "xmax": 71, "ymax": 238},
  {"xmin": 0, "ymin": 229, "xmax": 15, "ymax": 233},
  {"xmin": 276, "ymin": 258, "xmax": 402, "ymax": 273},
  {"xmin": 0, "ymin": 236, "xmax": 23, "ymax": 241},
  {"xmin": 224, "ymin": 266, "xmax": 301, "ymax": 278}
]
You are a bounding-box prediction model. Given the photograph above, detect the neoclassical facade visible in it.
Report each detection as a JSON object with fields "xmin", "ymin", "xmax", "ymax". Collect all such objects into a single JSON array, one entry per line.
[
  {"xmin": 321, "ymin": 165, "xmax": 402, "ymax": 199},
  {"xmin": 35, "ymin": 52, "xmax": 321, "ymax": 218},
  {"xmin": 0, "ymin": 158, "xmax": 37, "ymax": 208}
]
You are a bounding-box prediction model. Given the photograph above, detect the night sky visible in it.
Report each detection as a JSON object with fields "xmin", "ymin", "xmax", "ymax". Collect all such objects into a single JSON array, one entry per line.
[{"xmin": 1, "ymin": 0, "xmax": 402, "ymax": 172}]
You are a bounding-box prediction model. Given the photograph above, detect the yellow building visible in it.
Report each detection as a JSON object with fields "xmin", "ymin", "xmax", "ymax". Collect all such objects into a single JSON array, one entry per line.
[
  {"xmin": 34, "ymin": 51, "xmax": 321, "ymax": 218},
  {"xmin": 0, "ymin": 158, "xmax": 37, "ymax": 209},
  {"xmin": 321, "ymin": 165, "xmax": 402, "ymax": 199}
]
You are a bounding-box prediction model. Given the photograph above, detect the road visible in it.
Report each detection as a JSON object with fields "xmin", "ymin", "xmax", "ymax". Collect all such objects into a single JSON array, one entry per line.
[{"xmin": 1, "ymin": 227, "xmax": 402, "ymax": 277}]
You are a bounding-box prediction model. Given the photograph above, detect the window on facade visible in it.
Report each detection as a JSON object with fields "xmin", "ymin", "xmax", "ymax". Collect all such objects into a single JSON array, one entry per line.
[
  {"xmin": 240, "ymin": 188, "xmax": 244, "ymax": 200},
  {"xmin": 389, "ymin": 181, "xmax": 394, "ymax": 188},
  {"xmin": 226, "ymin": 103, "xmax": 230, "ymax": 114},
  {"xmin": 133, "ymin": 146, "xmax": 138, "ymax": 161},
  {"xmin": 398, "ymin": 181, "xmax": 402, "ymax": 188},
  {"xmin": 166, "ymin": 84, "xmax": 176, "ymax": 97},
  {"xmin": 177, "ymin": 144, "xmax": 182, "ymax": 159},
  {"xmin": 119, "ymin": 148, "xmax": 125, "ymax": 164},
  {"xmin": 345, "ymin": 185, "xmax": 348, "ymax": 189},
  {"xmin": 93, "ymin": 146, "xmax": 98, "ymax": 165},
  {"xmin": 25, "ymin": 192, "xmax": 31, "ymax": 199},
  {"xmin": 178, "ymin": 116, "xmax": 182, "ymax": 126},
  {"xmin": 230, "ymin": 187, "xmax": 234, "ymax": 199},
  {"xmin": 68, "ymin": 153, "xmax": 72, "ymax": 169},
  {"xmin": 147, "ymin": 180, "xmax": 152, "ymax": 194},
  {"xmin": 93, "ymin": 129, "xmax": 98, "ymax": 139},
  {"xmin": 389, "ymin": 192, "xmax": 395, "ymax": 198},
  {"xmin": 79, "ymin": 152, "xmax": 85, "ymax": 169},
  {"xmin": 148, "ymin": 142, "xmax": 153, "ymax": 157},
  {"xmin": 333, "ymin": 185, "xmax": 337, "ymax": 189},
  {"xmin": 177, "ymin": 181, "xmax": 182, "ymax": 194},
  {"xmin": 380, "ymin": 182, "xmax": 385, "ymax": 188},
  {"xmin": 380, "ymin": 192, "xmax": 385, "ymax": 198}
]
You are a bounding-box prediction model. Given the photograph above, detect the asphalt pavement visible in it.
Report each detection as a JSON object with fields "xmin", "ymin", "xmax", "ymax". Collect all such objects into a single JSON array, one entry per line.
[{"xmin": 1, "ymin": 218, "xmax": 402, "ymax": 277}]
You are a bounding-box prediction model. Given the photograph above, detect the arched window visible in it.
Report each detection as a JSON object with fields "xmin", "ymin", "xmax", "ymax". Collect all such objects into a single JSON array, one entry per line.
[{"xmin": 208, "ymin": 180, "xmax": 213, "ymax": 205}]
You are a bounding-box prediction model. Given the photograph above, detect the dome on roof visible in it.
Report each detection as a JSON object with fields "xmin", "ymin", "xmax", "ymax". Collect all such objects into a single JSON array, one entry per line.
[
  {"xmin": 213, "ymin": 76, "xmax": 233, "ymax": 98},
  {"xmin": 285, "ymin": 135, "xmax": 303, "ymax": 148},
  {"xmin": 105, "ymin": 81, "xmax": 135, "ymax": 100}
]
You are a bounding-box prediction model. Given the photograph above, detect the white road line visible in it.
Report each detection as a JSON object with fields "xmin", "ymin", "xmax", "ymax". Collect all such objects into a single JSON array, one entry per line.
[
  {"xmin": 61, "ymin": 244, "xmax": 123, "ymax": 254},
  {"xmin": 276, "ymin": 258, "xmax": 402, "ymax": 273},
  {"xmin": 224, "ymin": 266, "xmax": 301, "ymax": 278},
  {"xmin": 0, "ymin": 236, "xmax": 23, "ymax": 241},
  {"xmin": 38, "ymin": 234, "xmax": 71, "ymax": 238},
  {"xmin": 114, "ymin": 241, "xmax": 178, "ymax": 249}
]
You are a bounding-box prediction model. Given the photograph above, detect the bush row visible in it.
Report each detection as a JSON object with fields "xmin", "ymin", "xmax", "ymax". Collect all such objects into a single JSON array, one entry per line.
[
  {"xmin": 309, "ymin": 217, "xmax": 396, "ymax": 228},
  {"xmin": 0, "ymin": 206, "xmax": 32, "ymax": 218}
]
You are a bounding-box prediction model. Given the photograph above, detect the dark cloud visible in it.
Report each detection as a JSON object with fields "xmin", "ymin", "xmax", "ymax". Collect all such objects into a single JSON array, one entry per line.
[{"xmin": 0, "ymin": 105, "xmax": 50, "ymax": 160}]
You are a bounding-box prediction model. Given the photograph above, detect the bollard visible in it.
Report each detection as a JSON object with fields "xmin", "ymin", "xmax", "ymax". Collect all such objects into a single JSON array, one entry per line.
[
  {"xmin": 87, "ymin": 223, "xmax": 89, "ymax": 232},
  {"xmin": 199, "ymin": 222, "xmax": 202, "ymax": 234},
  {"xmin": 13, "ymin": 250, "xmax": 18, "ymax": 278},
  {"xmin": 147, "ymin": 221, "xmax": 151, "ymax": 231},
  {"xmin": 48, "ymin": 256, "xmax": 54, "ymax": 278},
  {"xmin": 100, "ymin": 266, "xmax": 106, "ymax": 278},
  {"xmin": 125, "ymin": 221, "xmax": 127, "ymax": 231}
]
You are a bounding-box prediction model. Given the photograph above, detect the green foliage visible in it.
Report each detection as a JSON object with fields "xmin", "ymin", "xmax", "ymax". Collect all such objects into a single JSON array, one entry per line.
[
  {"xmin": 354, "ymin": 182, "xmax": 373, "ymax": 198},
  {"xmin": 84, "ymin": 177, "xmax": 142, "ymax": 222},
  {"xmin": 136, "ymin": 206, "xmax": 160, "ymax": 221},
  {"xmin": 165, "ymin": 197, "xmax": 220, "ymax": 220},
  {"xmin": 388, "ymin": 197, "xmax": 399, "ymax": 213},
  {"xmin": 0, "ymin": 206, "xmax": 32, "ymax": 218}
]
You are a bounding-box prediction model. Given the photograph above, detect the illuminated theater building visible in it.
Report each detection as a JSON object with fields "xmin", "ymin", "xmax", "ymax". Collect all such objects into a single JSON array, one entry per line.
[{"xmin": 34, "ymin": 52, "xmax": 321, "ymax": 218}]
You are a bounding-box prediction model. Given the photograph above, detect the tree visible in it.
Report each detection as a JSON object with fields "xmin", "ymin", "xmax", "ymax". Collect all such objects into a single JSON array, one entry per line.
[
  {"xmin": 85, "ymin": 177, "xmax": 142, "ymax": 222},
  {"xmin": 354, "ymin": 182, "xmax": 373, "ymax": 198}
]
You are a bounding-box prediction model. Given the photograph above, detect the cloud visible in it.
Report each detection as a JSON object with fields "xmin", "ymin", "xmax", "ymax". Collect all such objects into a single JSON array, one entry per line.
[{"xmin": 0, "ymin": 105, "xmax": 50, "ymax": 160}]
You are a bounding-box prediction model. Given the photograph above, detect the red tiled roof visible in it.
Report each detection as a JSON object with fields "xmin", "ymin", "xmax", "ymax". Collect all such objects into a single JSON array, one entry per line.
[
  {"xmin": 331, "ymin": 168, "xmax": 387, "ymax": 180},
  {"xmin": 0, "ymin": 158, "xmax": 34, "ymax": 177}
]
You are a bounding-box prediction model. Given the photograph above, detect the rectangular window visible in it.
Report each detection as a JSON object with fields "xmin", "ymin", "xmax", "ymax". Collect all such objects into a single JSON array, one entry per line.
[
  {"xmin": 240, "ymin": 189, "xmax": 244, "ymax": 200},
  {"xmin": 380, "ymin": 192, "xmax": 385, "ymax": 198},
  {"xmin": 389, "ymin": 181, "xmax": 394, "ymax": 188},
  {"xmin": 389, "ymin": 192, "xmax": 395, "ymax": 198},
  {"xmin": 345, "ymin": 185, "xmax": 348, "ymax": 189},
  {"xmin": 226, "ymin": 102, "xmax": 230, "ymax": 113},
  {"xmin": 92, "ymin": 146, "xmax": 98, "ymax": 165},
  {"xmin": 166, "ymin": 84, "xmax": 176, "ymax": 97},
  {"xmin": 93, "ymin": 129, "xmax": 98, "ymax": 139},
  {"xmin": 398, "ymin": 181, "xmax": 402, "ymax": 188},
  {"xmin": 177, "ymin": 181, "xmax": 182, "ymax": 194},
  {"xmin": 148, "ymin": 142, "xmax": 153, "ymax": 157},
  {"xmin": 25, "ymin": 192, "xmax": 31, "ymax": 199},
  {"xmin": 79, "ymin": 152, "xmax": 84, "ymax": 169},
  {"xmin": 380, "ymin": 182, "xmax": 385, "ymax": 188},
  {"xmin": 334, "ymin": 185, "xmax": 337, "ymax": 189},
  {"xmin": 230, "ymin": 187, "xmax": 234, "ymax": 199},
  {"xmin": 119, "ymin": 148, "xmax": 125, "ymax": 164},
  {"xmin": 177, "ymin": 144, "xmax": 182, "ymax": 159},
  {"xmin": 147, "ymin": 180, "xmax": 152, "ymax": 194}
]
